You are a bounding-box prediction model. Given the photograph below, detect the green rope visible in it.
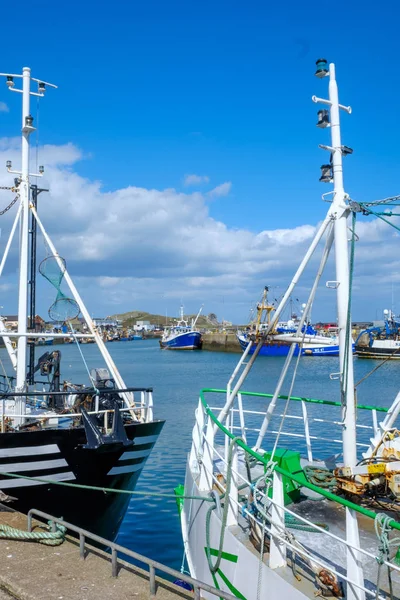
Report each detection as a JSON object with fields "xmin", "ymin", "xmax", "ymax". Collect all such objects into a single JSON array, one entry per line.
[
  {"xmin": 374, "ymin": 513, "xmax": 400, "ymax": 600},
  {"xmin": 303, "ymin": 465, "xmax": 337, "ymax": 491},
  {"xmin": 0, "ymin": 471, "xmax": 213, "ymax": 502},
  {"xmin": 205, "ymin": 436, "xmax": 243, "ymax": 574},
  {"xmin": 285, "ymin": 513, "xmax": 328, "ymax": 532},
  {"xmin": 358, "ymin": 205, "xmax": 400, "ymax": 234},
  {"xmin": 0, "ymin": 521, "xmax": 66, "ymax": 546}
]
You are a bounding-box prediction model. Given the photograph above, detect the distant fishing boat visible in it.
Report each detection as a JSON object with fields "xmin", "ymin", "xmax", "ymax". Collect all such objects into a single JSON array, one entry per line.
[
  {"xmin": 38, "ymin": 336, "xmax": 54, "ymax": 346},
  {"xmin": 159, "ymin": 305, "xmax": 202, "ymax": 350},
  {"xmin": 237, "ymin": 286, "xmax": 351, "ymax": 357},
  {"xmin": 356, "ymin": 309, "xmax": 400, "ymax": 359}
]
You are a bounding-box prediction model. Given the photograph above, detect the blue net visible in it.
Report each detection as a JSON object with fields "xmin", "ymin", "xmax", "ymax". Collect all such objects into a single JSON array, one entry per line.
[{"xmin": 39, "ymin": 255, "xmax": 80, "ymax": 322}]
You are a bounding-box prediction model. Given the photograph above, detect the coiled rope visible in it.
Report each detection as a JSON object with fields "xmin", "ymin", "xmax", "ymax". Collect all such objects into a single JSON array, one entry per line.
[
  {"xmin": 0, "ymin": 520, "xmax": 66, "ymax": 546},
  {"xmin": 374, "ymin": 513, "xmax": 400, "ymax": 600}
]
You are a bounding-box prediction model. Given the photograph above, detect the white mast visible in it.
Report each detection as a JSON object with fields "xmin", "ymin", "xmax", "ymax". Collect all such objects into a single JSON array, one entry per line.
[
  {"xmin": 313, "ymin": 59, "xmax": 364, "ymax": 600},
  {"xmin": 313, "ymin": 60, "xmax": 357, "ymax": 467},
  {"xmin": 0, "ymin": 69, "xmax": 56, "ymax": 420},
  {"xmin": 192, "ymin": 305, "xmax": 203, "ymax": 328},
  {"xmin": 16, "ymin": 68, "xmax": 32, "ymax": 395}
]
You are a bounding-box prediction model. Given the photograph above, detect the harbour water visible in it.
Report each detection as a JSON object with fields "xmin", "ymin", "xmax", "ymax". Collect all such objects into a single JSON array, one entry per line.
[{"xmin": 2, "ymin": 339, "xmax": 400, "ymax": 572}]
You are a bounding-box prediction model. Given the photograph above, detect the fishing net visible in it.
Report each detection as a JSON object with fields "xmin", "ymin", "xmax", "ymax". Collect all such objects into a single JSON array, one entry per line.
[{"xmin": 39, "ymin": 255, "xmax": 80, "ymax": 322}]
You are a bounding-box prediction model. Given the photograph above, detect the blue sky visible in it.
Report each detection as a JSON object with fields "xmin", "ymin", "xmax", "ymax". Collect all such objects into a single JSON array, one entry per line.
[{"xmin": 0, "ymin": 0, "xmax": 399, "ymax": 322}]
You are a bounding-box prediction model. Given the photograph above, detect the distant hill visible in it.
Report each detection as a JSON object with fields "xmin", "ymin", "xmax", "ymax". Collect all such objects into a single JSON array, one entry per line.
[{"xmin": 111, "ymin": 310, "xmax": 212, "ymax": 328}]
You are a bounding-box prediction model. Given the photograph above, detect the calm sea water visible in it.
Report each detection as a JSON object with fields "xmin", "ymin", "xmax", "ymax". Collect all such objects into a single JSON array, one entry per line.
[{"xmin": 2, "ymin": 340, "xmax": 400, "ymax": 572}]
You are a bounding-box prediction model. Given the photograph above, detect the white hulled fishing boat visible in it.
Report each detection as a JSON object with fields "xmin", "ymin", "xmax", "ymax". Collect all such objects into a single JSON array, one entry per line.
[
  {"xmin": 0, "ymin": 67, "xmax": 164, "ymax": 541},
  {"xmin": 178, "ymin": 59, "xmax": 400, "ymax": 600}
]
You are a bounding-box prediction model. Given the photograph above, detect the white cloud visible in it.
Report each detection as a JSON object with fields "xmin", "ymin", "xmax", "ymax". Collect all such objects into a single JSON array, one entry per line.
[
  {"xmin": 207, "ymin": 181, "xmax": 232, "ymax": 198},
  {"xmin": 183, "ymin": 174, "xmax": 210, "ymax": 186},
  {"xmin": 0, "ymin": 138, "xmax": 397, "ymax": 323},
  {"xmin": 0, "ymin": 102, "xmax": 9, "ymax": 113}
]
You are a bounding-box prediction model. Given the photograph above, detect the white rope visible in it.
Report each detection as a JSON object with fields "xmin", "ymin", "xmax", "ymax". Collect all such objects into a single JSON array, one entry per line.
[{"xmin": 68, "ymin": 323, "xmax": 98, "ymax": 391}]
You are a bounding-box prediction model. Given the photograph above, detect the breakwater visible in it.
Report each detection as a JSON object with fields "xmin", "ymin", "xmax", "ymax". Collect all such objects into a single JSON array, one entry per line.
[{"xmin": 201, "ymin": 332, "xmax": 241, "ymax": 353}]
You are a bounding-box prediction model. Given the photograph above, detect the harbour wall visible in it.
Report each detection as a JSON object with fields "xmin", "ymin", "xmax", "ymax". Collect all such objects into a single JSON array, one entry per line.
[{"xmin": 201, "ymin": 332, "xmax": 241, "ymax": 353}]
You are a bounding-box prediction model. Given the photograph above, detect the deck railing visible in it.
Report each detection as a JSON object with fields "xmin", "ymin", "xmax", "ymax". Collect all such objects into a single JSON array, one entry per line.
[{"xmin": 0, "ymin": 386, "xmax": 155, "ymax": 431}]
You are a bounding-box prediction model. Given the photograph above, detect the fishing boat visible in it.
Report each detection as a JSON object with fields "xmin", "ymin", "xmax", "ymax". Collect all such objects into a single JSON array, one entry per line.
[
  {"xmin": 0, "ymin": 67, "xmax": 164, "ymax": 541},
  {"xmin": 237, "ymin": 287, "xmax": 350, "ymax": 357},
  {"xmin": 356, "ymin": 310, "xmax": 400, "ymax": 359},
  {"xmin": 178, "ymin": 59, "xmax": 400, "ymax": 600},
  {"xmin": 159, "ymin": 305, "xmax": 203, "ymax": 350},
  {"xmin": 37, "ymin": 336, "xmax": 54, "ymax": 346}
]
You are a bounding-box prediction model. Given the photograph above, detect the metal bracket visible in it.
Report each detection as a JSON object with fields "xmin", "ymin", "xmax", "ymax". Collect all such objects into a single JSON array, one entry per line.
[
  {"xmin": 322, "ymin": 191, "xmax": 335, "ymax": 203},
  {"xmin": 330, "ymin": 372, "xmax": 342, "ymax": 380},
  {"xmin": 326, "ymin": 281, "xmax": 340, "ymax": 289}
]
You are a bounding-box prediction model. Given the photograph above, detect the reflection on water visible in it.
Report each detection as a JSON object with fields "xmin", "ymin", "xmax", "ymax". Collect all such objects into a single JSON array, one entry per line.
[{"xmin": 2, "ymin": 340, "xmax": 400, "ymax": 571}]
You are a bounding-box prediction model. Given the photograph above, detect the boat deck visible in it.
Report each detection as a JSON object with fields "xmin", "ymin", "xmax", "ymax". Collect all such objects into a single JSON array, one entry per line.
[{"xmin": 215, "ymin": 448, "xmax": 400, "ymax": 599}]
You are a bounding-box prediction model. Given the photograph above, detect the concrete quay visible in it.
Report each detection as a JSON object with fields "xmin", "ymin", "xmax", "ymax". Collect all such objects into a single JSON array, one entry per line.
[
  {"xmin": 201, "ymin": 332, "xmax": 241, "ymax": 353},
  {"xmin": 0, "ymin": 509, "xmax": 191, "ymax": 600}
]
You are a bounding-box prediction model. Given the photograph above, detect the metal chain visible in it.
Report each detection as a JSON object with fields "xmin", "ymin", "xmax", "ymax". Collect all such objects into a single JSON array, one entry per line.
[{"xmin": 0, "ymin": 192, "xmax": 19, "ymax": 216}]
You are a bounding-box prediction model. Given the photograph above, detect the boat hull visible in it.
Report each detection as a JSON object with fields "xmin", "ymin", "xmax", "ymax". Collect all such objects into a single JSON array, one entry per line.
[
  {"xmin": 237, "ymin": 335, "xmax": 349, "ymax": 357},
  {"xmin": 0, "ymin": 419, "xmax": 164, "ymax": 541},
  {"xmin": 356, "ymin": 344, "xmax": 400, "ymax": 359},
  {"xmin": 159, "ymin": 331, "xmax": 202, "ymax": 350},
  {"xmin": 180, "ymin": 462, "xmax": 306, "ymax": 600}
]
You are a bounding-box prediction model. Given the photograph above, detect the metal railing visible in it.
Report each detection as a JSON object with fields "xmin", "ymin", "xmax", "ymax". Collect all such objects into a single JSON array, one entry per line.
[
  {"xmin": 0, "ymin": 386, "xmax": 155, "ymax": 430},
  {"xmin": 204, "ymin": 388, "xmax": 387, "ymax": 461},
  {"xmin": 27, "ymin": 509, "xmax": 236, "ymax": 600}
]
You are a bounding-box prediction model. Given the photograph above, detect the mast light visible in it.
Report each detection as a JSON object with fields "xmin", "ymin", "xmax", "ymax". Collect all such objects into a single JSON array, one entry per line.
[
  {"xmin": 319, "ymin": 164, "xmax": 333, "ymax": 183},
  {"xmin": 38, "ymin": 82, "xmax": 46, "ymax": 94},
  {"xmin": 315, "ymin": 58, "xmax": 329, "ymax": 78},
  {"xmin": 6, "ymin": 76, "xmax": 14, "ymax": 88},
  {"xmin": 317, "ymin": 109, "xmax": 330, "ymax": 128},
  {"xmin": 39, "ymin": 165, "xmax": 44, "ymax": 174},
  {"xmin": 23, "ymin": 114, "xmax": 36, "ymax": 134},
  {"xmin": 6, "ymin": 160, "xmax": 12, "ymax": 170},
  {"xmin": 341, "ymin": 145, "xmax": 353, "ymax": 156}
]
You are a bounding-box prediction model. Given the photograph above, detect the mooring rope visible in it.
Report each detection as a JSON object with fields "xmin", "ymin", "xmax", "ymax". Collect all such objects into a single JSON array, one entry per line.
[
  {"xmin": 0, "ymin": 521, "xmax": 66, "ymax": 546},
  {"xmin": 0, "ymin": 470, "xmax": 214, "ymax": 502}
]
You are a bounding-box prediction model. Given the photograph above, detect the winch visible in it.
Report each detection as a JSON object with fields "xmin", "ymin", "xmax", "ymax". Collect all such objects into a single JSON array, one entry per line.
[{"xmin": 334, "ymin": 429, "xmax": 400, "ymax": 500}]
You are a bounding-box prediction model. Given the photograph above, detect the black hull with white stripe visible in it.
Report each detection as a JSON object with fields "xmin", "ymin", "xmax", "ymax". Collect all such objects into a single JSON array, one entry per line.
[
  {"xmin": 356, "ymin": 345, "xmax": 400, "ymax": 359},
  {"xmin": 0, "ymin": 419, "xmax": 164, "ymax": 541}
]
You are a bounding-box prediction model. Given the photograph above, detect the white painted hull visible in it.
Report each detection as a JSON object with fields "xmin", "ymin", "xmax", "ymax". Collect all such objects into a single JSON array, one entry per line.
[{"xmin": 181, "ymin": 461, "xmax": 307, "ymax": 600}]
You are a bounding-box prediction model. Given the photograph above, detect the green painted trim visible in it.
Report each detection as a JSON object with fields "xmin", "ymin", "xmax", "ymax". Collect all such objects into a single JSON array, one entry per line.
[
  {"xmin": 202, "ymin": 387, "xmax": 388, "ymax": 413},
  {"xmin": 198, "ymin": 389, "xmax": 400, "ymax": 533},
  {"xmin": 205, "ymin": 548, "xmax": 246, "ymax": 600},
  {"xmin": 174, "ymin": 484, "xmax": 185, "ymax": 515},
  {"xmin": 217, "ymin": 569, "xmax": 247, "ymax": 600},
  {"xmin": 207, "ymin": 547, "xmax": 238, "ymax": 563}
]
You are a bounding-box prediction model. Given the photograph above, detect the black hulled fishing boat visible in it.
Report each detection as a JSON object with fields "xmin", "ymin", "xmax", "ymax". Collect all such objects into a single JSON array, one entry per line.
[{"xmin": 0, "ymin": 66, "xmax": 164, "ymax": 541}]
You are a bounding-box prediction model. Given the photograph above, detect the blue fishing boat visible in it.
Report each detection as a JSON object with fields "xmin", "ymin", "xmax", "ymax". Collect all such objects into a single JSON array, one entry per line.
[
  {"xmin": 237, "ymin": 286, "xmax": 349, "ymax": 357},
  {"xmin": 159, "ymin": 305, "xmax": 202, "ymax": 350}
]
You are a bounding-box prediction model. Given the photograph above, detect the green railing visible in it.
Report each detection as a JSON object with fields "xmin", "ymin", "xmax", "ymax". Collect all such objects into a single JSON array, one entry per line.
[
  {"xmin": 203, "ymin": 387, "xmax": 389, "ymax": 413},
  {"xmin": 199, "ymin": 388, "xmax": 400, "ymax": 532}
]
